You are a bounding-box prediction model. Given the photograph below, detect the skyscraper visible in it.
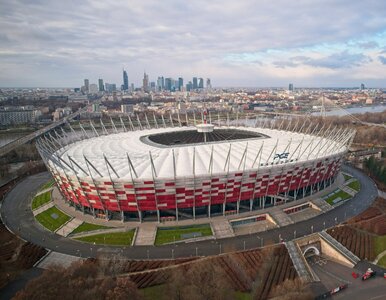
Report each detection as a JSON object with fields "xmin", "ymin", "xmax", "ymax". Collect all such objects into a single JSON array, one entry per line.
[
  {"xmin": 206, "ymin": 78, "xmax": 212, "ymax": 89},
  {"xmin": 289, "ymin": 83, "xmax": 294, "ymax": 91},
  {"xmin": 157, "ymin": 76, "xmax": 164, "ymax": 91},
  {"xmin": 122, "ymin": 69, "xmax": 129, "ymax": 91},
  {"xmin": 84, "ymin": 79, "xmax": 89, "ymax": 92},
  {"xmin": 192, "ymin": 77, "xmax": 198, "ymax": 90},
  {"xmin": 198, "ymin": 78, "xmax": 204, "ymax": 89},
  {"xmin": 143, "ymin": 72, "xmax": 149, "ymax": 92},
  {"xmin": 165, "ymin": 78, "xmax": 172, "ymax": 91},
  {"xmin": 178, "ymin": 77, "xmax": 183, "ymax": 91},
  {"xmin": 360, "ymin": 83, "xmax": 365, "ymax": 90},
  {"xmin": 98, "ymin": 79, "xmax": 104, "ymax": 92}
]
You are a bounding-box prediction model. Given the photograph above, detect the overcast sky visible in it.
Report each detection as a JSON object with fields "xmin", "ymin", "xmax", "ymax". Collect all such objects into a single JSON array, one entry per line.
[{"xmin": 1, "ymin": 0, "xmax": 386, "ymax": 88}]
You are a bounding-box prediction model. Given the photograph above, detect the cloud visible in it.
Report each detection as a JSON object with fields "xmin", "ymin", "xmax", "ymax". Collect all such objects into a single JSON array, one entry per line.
[
  {"xmin": 378, "ymin": 56, "xmax": 386, "ymax": 64},
  {"xmin": 0, "ymin": 0, "xmax": 386, "ymax": 87},
  {"xmin": 304, "ymin": 51, "xmax": 371, "ymax": 69}
]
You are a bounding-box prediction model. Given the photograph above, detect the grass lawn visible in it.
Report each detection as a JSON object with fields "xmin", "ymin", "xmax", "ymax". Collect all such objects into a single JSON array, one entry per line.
[
  {"xmin": 325, "ymin": 189, "xmax": 351, "ymax": 205},
  {"xmin": 378, "ymin": 254, "xmax": 386, "ymax": 268},
  {"xmin": 374, "ymin": 235, "xmax": 386, "ymax": 256},
  {"xmin": 31, "ymin": 191, "xmax": 52, "ymax": 210},
  {"xmin": 70, "ymin": 222, "xmax": 111, "ymax": 235},
  {"xmin": 35, "ymin": 206, "xmax": 71, "ymax": 231},
  {"xmin": 342, "ymin": 173, "xmax": 352, "ymax": 181},
  {"xmin": 74, "ymin": 230, "xmax": 135, "ymax": 246},
  {"xmin": 347, "ymin": 180, "xmax": 361, "ymax": 192},
  {"xmin": 39, "ymin": 179, "xmax": 55, "ymax": 191},
  {"xmin": 155, "ymin": 224, "xmax": 212, "ymax": 245}
]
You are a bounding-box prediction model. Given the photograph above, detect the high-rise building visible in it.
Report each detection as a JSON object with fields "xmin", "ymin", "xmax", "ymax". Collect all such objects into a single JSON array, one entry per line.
[
  {"xmin": 165, "ymin": 78, "xmax": 172, "ymax": 91},
  {"xmin": 192, "ymin": 77, "xmax": 198, "ymax": 89},
  {"xmin": 178, "ymin": 77, "xmax": 183, "ymax": 91},
  {"xmin": 289, "ymin": 83, "xmax": 294, "ymax": 91},
  {"xmin": 105, "ymin": 83, "xmax": 117, "ymax": 93},
  {"xmin": 143, "ymin": 72, "xmax": 149, "ymax": 92},
  {"xmin": 186, "ymin": 81, "xmax": 193, "ymax": 92},
  {"xmin": 150, "ymin": 81, "xmax": 156, "ymax": 91},
  {"xmin": 122, "ymin": 69, "xmax": 129, "ymax": 91},
  {"xmin": 198, "ymin": 78, "xmax": 204, "ymax": 89},
  {"xmin": 360, "ymin": 83, "xmax": 365, "ymax": 90},
  {"xmin": 157, "ymin": 76, "xmax": 164, "ymax": 91},
  {"xmin": 98, "ymin": 79, "xmax": 104, "ymax": 92},
  {"xmin": 206, "ymin": 78, "xmax": 212, "ymax": 89},
  {"xmin": 84, "ymin": 79, "xmax": 89, "ymax": 92}
]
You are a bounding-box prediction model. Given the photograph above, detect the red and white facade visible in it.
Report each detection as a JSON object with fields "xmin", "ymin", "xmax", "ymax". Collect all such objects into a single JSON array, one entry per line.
[{"xmin": 37, "ymin": 116, "xmax": 355, "ymax": 222}]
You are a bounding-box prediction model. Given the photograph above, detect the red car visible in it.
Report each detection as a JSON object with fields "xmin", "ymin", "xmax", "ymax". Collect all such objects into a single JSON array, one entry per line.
[{"xmin": 362, "ymin": 268, "xmax": 376, "ymax": 281}]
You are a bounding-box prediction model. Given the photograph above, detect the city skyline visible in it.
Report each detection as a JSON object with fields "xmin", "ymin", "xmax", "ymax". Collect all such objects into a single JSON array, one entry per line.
[{"xmin": 1, "ymin": 1, "xmax": 386, "ymax": 88}]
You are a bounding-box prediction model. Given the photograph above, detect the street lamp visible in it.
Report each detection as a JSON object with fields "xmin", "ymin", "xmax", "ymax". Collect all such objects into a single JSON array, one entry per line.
[
  {"xmin": 311, "ymin": 225, "xmax": 314, "ymax": 234},
  {"xmin": 294, "ymin": 230, "xmax": 296, "ymax": 239}
]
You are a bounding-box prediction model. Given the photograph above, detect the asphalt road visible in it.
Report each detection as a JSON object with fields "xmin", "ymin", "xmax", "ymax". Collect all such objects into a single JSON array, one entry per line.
[
  {"xmin": 308, "ymin": 256, "xmax": 386, "ymax": 300},
  {"xmin": 0, "ymin": 165, "xmax": 379, "ymax": 260}
]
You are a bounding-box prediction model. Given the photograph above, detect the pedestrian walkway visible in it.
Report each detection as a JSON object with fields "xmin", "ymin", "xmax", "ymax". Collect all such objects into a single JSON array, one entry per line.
[
  {"xmin": 35, "ymin": 187, "xmax": 54, "ymax": 197},
  {"xmin": 211, "ymin": 218, "xmax": 235, "ymax": 238},
  {"xmin": 32, "ymin": 202, "xmax": 54, "ymax": 216},
  {"xmin": 36, "ymin": 251, "xmax": 83, "ymax": 269},
  {"xmin": 311, "ymin": 198, "xmax": 332, "ymax": 213},
  {"xmin": 285, "ymin": 241, "xmax": 315, "ymax": 283},
  {"xmin": 373, "ymin": 249, "xmax": 386, "ymax": 264},
  {"xmin": 270, "ymin": 208, "xmax": 294, "ymax": 227},
  {"xmin": 56, "ymin": 218, "xmax": 82, "ymax": 237},
  {"xmin": 134, "ymin": 223, "xmax": 156, "ymax": 246},
  {"xmin": 340, "ymin": 185, "xmax": 356, "ymax": 197}
]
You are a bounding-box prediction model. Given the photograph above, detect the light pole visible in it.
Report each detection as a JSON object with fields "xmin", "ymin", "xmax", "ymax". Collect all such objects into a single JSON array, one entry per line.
[
  {"xmin": 294, "ymin": 230, "xmax": 296, "ymax": 239},
  {"xmin": 172, "ymin": 248, "xmax": 174, "ymax": 259},
  {"xmin": 243, "ymin": 240, "xmax": 246, "ymax": 251},
  {"xmin": 323, "ymin": 221, "xmax": 326, "ymax": 230},
  {"xmin": 219, "ymin": 244, "xmax": 222, "ymax": 254},
  {"xmin": 311, "ymin": 225, "xmax": 314, "ymax": 234},
  {"xmin": 195, "ymin": 247, "xmax": 198, "ymax": 257},
  {"xmin": 147, "ymin": 249, "xmax": 150, "ymax": 259}
]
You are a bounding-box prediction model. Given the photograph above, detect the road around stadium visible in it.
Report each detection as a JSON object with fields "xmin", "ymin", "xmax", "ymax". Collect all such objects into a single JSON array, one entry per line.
[{"xmin": 0, "ymin": 164, "xmax": 378, "ymax": 260}]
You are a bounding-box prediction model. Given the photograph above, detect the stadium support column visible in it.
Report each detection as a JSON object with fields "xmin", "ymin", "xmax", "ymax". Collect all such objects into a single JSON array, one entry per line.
[
  {"xmin": 172, "ymin": 150, "xmax": 178, "ymax": 221},
  {"xmin": 223, "ymin": 144, "xmax": 232, "ymax": 216},
  {"xmin": 251, "ymin": 142, "xmax": 264, "ymax": 211},
  {"xmin": 104, "ymin": 155, "xmax": 123, "ymax": 222},
  {"xmin": 237, "ymin": 143, "xmax": 248, "ymax": 214},
  {"xmin": 127, "ymin": 153, "xmax": 141, "ymax": 222},
  {"xmin": 149, "ymin": 151, "xmax": 160, "ymax": 223},
  {"xmin": 208, "ymin": 146, "xmax": 214, "ymax": 218},
  {"xmin": 192, "ymin": 148, "xmax": 196, "ymax": 220},
  {"xmin": 84, "ymin": 157, "xmax": 109, "ymax": 220}
]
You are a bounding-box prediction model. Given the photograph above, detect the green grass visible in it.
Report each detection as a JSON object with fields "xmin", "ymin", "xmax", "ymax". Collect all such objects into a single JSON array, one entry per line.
[
  {"xmin": 35, "ymin": 206, "xmax": 71, "ymax": 231},
  {"xmin": 155, "ymin": 224, "xmax": 212, "ymax": 245},
  {"xmin": 374, "ymin": 235, "xmax": 386, "ymax": 256},
  {"xmin": 325, "ymin": 189, "xmax": 351, "ymax": 205},
  {"xmin": 70, "ymin": 222, "xmax": 111, "ymax": 235},
  {"xmin": 342, "ymin": 173, "xmax": 352, "ymax": 181},
  {"xmin": 347, "ymin": 180, "xmax": 361, "ymax": 192},
  {"xmin": 31, "ymin": 191, "xmax": 52, "ymax": 210},
  {"xmin": 39, "ymin": 179, "xmax": 55, "ymax": 191},
  {"xmin": 74, "ymin": 230, "xmax": 135, "ymax": 245},
  {"xmin": 378, "ymin": 254, "xmax": 386, "ymax": 268}
]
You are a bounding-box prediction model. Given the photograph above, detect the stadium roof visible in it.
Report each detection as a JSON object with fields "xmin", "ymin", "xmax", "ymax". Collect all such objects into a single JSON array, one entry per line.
[{"xmin": 52, "ymin": 126, "xmax": 351, "ymax": 180}]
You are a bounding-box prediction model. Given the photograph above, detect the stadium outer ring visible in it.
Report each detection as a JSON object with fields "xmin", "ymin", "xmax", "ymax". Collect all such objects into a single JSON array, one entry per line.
[{"xmin": 36, "ymin": 115, "xmax": 355, "ymax": 223}]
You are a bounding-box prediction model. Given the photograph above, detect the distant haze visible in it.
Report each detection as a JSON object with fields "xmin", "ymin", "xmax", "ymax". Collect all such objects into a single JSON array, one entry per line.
[{"xmin": 1, "ymin": 0, "xmax": 386, "ymax": 88}]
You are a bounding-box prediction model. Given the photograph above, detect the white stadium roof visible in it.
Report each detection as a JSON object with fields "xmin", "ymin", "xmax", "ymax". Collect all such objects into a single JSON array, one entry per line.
[{"xmin": 51, "ymin": 126, "xmax": 350, "ymax": 180}]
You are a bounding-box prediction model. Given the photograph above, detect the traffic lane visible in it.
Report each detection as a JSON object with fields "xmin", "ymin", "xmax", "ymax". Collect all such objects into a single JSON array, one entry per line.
[
  {"xmin": 0, "ymin": 164, "xmax": 379, "ymax": 260},
  {"xmin": 308, "ymin": 257, "xmax": 386, "ymax": 300}
]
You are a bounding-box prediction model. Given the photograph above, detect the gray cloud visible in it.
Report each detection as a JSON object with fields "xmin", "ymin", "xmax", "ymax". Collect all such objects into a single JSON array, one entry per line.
[
  {"xmin": 0, "ymin": 0, "xmax": 386, "ymax": 87},
  {"xmin": 379, "ymin": 56, "xmax": 386, "ymax": 64}
]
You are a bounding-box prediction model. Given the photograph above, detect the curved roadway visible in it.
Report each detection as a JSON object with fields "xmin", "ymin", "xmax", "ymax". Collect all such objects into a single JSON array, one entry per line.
[{"xmin": 0, "ymin": 165, "xmax": 378, "ymax": 260}]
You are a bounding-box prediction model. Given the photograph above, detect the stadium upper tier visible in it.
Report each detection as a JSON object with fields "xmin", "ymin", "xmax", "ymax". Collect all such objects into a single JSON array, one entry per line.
[{"xmin": 47, "ymin": 125, "xmax": 354, "ymax": 180}]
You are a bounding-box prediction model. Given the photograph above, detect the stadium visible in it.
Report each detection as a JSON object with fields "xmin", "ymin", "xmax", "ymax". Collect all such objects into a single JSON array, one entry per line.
[{"xmin": 36, "ymin": 113, "xmax": 355, "ymax": 222}]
